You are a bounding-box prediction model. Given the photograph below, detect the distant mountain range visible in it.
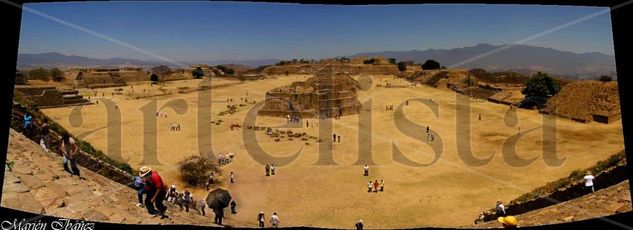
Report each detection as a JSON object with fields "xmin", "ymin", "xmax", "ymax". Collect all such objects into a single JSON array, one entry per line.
[
  {"xmin": 351, "ymin": 43, "xmax": 616, "ymax": 78},
  {"xmin": 18, "ymin": 43, "xmax": 616, "ymax": 78},
  {"xmin": 16, "ymin": 52, "xmax": 280, "ymax": 69}
]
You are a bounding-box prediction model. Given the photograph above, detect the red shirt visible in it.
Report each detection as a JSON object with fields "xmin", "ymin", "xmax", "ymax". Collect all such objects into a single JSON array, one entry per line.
[{"xmin": 146, "ymin": 170, "xmax": 165, "ymax": 192}]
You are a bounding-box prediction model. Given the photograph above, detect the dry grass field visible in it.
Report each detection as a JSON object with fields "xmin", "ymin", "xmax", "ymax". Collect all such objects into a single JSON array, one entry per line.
[{"xmin": 40, "ymin": 75, "xmax": 625, "ymax": 228}]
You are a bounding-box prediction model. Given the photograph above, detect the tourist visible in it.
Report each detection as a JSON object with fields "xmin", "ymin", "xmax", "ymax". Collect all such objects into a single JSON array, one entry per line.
[
  {"xmin": 230, "ymin": 200, "xmax": 237, "ymax": 214},
  {"xmin": 355, "ymin": 219, "xmax": 364, "ymax": 230},
  {"xmin": 271, "ymin": 164, "xmax": 276, "ymax": 175},
  {"xmin": 167, "ymin": 185, "xmax": 177, "ymax": 202},
  {"xmin": 363, "ymin": 164, "xmax": 369, "ymax": 176},
  {"xmin": 40, "ymin": 118, "xmax": 50, "ymax": 151},
  {"xmin": 265, "ymin": 164, "xmax": 270, "ymax": 176},
  {"xmin": 206, "ymin": 174, "xmax": 214, "ymax": 190},
  {"xmin": 197, "ymin": 199, "xmax": 207, "ymax": 216},
  {"xmin": 61, "ymin": 135, "xmax": 82, "ymax": 179},
  {"xmin": 182, "ymin": 190, "xmax": 192, "ymax": 212},
  {"xmin": 338, "ymin": 135, "xmax": 341, "ymax": 143},
  {"xmin": 230, "ymin": 171, "xmax": 235, "ymax": 183},
  {"xmin": 176, "ymin": 124, "xmax": 181, "ymax": 131},
  {"xmin": 22, "ymin": 112, "xmax": 33, "ymax": 137},
  {"xmin": 380, "ymin": 179, "xmax": 384, "ymax": 192},
  {"xmin": 497, "ymin": 215, "xmax": 518, "ymax": 228},
  {"xmin": 214, "ymin": 207, "xmax": 224, "ymax": 225},
  {"xmin": 270, "ymin": 212, "xmax": 280, "ymax": 228},
  {"xmin": 333, "ymin": 133, "xmax": 337, "ymax": 142},
  {"xmin": 478, "ymin": 113, "xmax": 482, "ymax": 120},
  {"xmin": 584, "ymin": 171, "xmax": 595, "ymax": 193},
  {"xmin": 495, "ymin": 200, "xmax": 507, "ymax": 217},
  {"xmin": 367, "ymin": 181, "xmax": 373, "ymax": 193},
  {"xmin": 164, "ymin": 112, "xmax": 168, "ymax": 118},
  {"xmin": 133, "ymin": 175, "xmax": 145, "ymax": 207},
  {"xmin": 373, "ymin": 180, "xmax": 379, "ymax": 193},
  {"xmin": 426, "ymin": 126, "xmax": 430, "ymax": 133},
  {"xmin": 156, "ymin": 111, "xmax": 159, "ymax": 117},
  {"xmin": 139, "ymin": 166, "xmax": 168, "ymax": 219},
  {"xmin": 258, "ymin": 211, "xmax": 265, "ymax": 228},
  {"xmin": 475, "ymin": 212, "xmax": 486, "ymax": 224},
  {"xmin": 306, "ymin": 120, "xmax": 309, "ymax": 127}
]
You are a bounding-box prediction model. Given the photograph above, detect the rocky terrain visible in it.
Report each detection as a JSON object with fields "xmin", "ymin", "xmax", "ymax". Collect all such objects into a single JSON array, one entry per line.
[
  {"xmin": 2, "ymin": 128, "xmax": 220, "ymax": 226},
  {"xmin": 543, "ymin": 80, "xmax": 620, "ymax": 121}
]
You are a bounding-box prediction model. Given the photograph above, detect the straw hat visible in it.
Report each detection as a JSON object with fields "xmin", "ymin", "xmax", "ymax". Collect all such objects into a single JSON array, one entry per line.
[
  {"xmin": 498, "ymin": 216, "xmax": 518, "ymax": 227},
  {"xmin": 139, "ymin": 166, "xmax": 152, "ymax": 177},
  {"xmin": 69, "ymin": 137, "xmax": 76, "ymax": 145}
]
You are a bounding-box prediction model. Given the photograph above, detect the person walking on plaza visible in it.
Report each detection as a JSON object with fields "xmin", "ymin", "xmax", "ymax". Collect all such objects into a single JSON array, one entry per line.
[
  {"xmin": 363, "ymin": 164, "xmax": 369, "ymax": 176},
  {"xmin": 271, "ymin": 164, "xmax": 276, "ymax": 175},
  {"xmin": 380, "ymin": 179, "xmax": 385, "ymax": 192},
  {"xmin": 258, "ymin": 211, "xmax": 265, "ymax": 228},
  {"xmin": 373, "ymin": 180, "xmax": 379, "ymax": 193},
  {"xmin": 140, "ymin": 166, "xmax": 169, "ymax": 219},
  {"xmin": 206, "ymin": 174, "xmax": 214, "ymax": 190},
  {"xmin": 265, "ymin": 164, "xmax": 271, "ymax": 176},
  {"xmin": 230, "ymin": 200, "xmax": 237, "ymax": 214},
  {"xmin": 270, "ymin": 212, "xmax": 280, "ymax": 228},
  {"xmin": 584, "ymin": 171, "xmax": 595, "ymax": 193},
  {"xmin": 230, "ymin": 171, "xmax": 235, "ymax": 183},
  {"xmin": 367, "ymin": 181, "xmax": 373, "ymax": 193}
]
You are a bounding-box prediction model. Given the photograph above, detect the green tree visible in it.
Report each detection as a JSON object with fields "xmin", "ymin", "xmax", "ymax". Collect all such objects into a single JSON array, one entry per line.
[
  {"xmin": 598, "ymin": 75, "xmax": 613, "ymax": 82},
  {"xmin": 226, "ymin": 68, "xmax": 235, "ymax": 75},
  {"xmin": 192, "ymin": 67, "xmax": 204, "ymax": 79},
  {"xmin": 397, "ymin": 61, "xmax": 407, "ymax": 72},
  {"xmin": 388, "ymin": 58, "xmax": 397, "ymax": 65},
  {"xmin": 150, "ymin": 73, "xmax": 160, "ymax": 82},
  {"xmin": 50, "ymin": 68, "xmax": 65, "ymax": 82},
  {"xmin": 421, "ymin": 59, "xmax": 441, "ymax": 70},
  {"xmin": 28, "ymin": 67, "xmax": 50, "ymax": 81},
  {"xmin": 521, "ymin": 72, "xmax": 561, "ymax": 97}
]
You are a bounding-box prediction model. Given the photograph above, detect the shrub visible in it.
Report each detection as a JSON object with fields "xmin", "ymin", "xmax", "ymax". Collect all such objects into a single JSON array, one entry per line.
[{"xmin": 179, "ymin": 156, "xmax": 219, "ymax": 187}]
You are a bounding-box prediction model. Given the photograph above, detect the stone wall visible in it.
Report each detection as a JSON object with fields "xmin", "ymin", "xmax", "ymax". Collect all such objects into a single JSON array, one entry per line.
[
  {"xmin": 479, "ymin": 160, "xmax": 629, "ymax": 222},
  {"xmin": 10, "ymin": 104, "xmax": 135, "ymax": 189}
]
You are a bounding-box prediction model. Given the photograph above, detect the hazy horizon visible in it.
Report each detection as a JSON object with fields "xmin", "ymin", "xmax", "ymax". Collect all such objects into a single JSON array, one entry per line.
[{"xmin": 19, "ymin": 2, "xmax": 615, "ymax": 62}]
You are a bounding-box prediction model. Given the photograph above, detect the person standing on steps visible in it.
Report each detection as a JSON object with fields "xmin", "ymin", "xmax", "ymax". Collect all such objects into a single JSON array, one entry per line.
[
  {"xmin": 584, "ymin": 171, "xmax": 596, "ymax": 193},
  {"xmin": 495, "ymin": 200, "xmax": 507, "ymax": 217},
  {"xmin": 40, "ymin": 118, "xmax": 50, "ymax": 152},
  {"xmin": 355, "ymin": 219, "xmax": 364, "ymax": 230},
  {"xmin": 140, "ymin": 166, "xmax": 168, "ymax": 219},
  {"xmin": 270, "ymin": 212, "xmax": 280, "ymax": 228},
  {"xmin": 61, "ymin": 134, "xmax": 82, "ymax": 179},
  {"xmin": 197, "ymin": 199, "xmax": 207, "ymax": 216},
  {"xmin": 133, "ymin": 175, "xmax": 145, "ymax": 207},
  {"xmin": 230, "ymin": 200, "xmax": 237, "ymax": 214},
  {"xmin": 182, "ymin": 190, "xmax": 192, "ymax": 212},
  {"xmin": 258, "ymin": 211, "xmax": 265, "ymax": 228}
]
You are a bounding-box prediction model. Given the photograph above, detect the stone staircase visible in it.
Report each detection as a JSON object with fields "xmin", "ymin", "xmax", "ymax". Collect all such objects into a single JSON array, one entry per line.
[{"xmin": 2, "ymin": 129, "xmax": 220, "ymax": 226}]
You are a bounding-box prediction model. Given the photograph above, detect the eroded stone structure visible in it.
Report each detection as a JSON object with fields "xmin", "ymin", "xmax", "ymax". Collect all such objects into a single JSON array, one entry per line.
[
  {"xmin": 258, "ymin": 66, "xmax": 362, "ymax": 118},
  {"xmin": 14, "ymin": 86, "xmax": 90, "ymax": 108}
]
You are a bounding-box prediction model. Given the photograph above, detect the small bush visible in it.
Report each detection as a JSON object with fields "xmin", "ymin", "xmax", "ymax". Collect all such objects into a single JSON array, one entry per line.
[{"xmin": 179, "ymin": 156, "xmax": 219, "ymax": 187}]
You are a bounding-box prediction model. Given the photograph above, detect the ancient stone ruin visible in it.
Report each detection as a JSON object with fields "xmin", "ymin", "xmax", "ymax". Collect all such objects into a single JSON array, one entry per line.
[
  {"xmin": 258, "ymin": 66, "xmax": 362, "ymax": 118},
  {"xmin": 14, "ymin": 86, "xmax": 90, "ymax": 108}
]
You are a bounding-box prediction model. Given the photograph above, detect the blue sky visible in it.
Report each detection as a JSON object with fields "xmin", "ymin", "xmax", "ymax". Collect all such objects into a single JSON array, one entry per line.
[{"xmin": 19, "ymin": 2, "xmax": 614, "ymax": 62}]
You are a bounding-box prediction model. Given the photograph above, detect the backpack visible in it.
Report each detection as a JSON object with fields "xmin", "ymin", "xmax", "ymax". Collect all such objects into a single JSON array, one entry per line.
[{"xmin": 134, "ymin": 176, "xmax": 144, "ymax": 188}]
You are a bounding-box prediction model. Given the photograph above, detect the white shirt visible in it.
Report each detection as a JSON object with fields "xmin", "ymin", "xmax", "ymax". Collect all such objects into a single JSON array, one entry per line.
[
  {"xmin": 270, "ymin": 215, "xmax": 280, "ymax": 224},
  {"xmin": 584, "ymin": 175, "xmax": 595, "ymax": 187}
]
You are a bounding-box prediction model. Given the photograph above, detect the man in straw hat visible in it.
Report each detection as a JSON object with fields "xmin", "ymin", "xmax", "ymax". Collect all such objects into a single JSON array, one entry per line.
[
  {"xmin": 139, "ymin": 166, "xmax": 168, "ymax": 219},
  {"xmin": 495, "ymin": 200, "xmax": 507, "ymax": 217},
  {"xmin": 498, "ymin": 215, "xmax": 518, "ymax": 228}
]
